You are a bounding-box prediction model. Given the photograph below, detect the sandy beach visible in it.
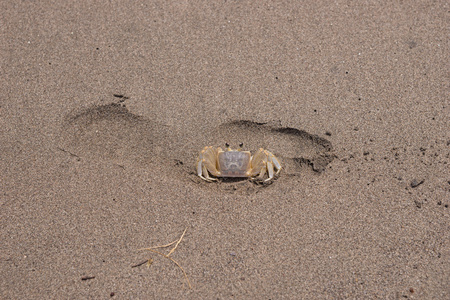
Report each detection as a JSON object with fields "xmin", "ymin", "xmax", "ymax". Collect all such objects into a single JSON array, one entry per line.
[{"xmin": 1, "ymin": 1, "xmax": 449, "ymax": 299}]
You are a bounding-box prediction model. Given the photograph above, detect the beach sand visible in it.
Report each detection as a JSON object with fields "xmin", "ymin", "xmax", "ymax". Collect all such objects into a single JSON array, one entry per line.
[{"xmin": 1, "ymin": 1, "xmax": 448, "ymax": 298}]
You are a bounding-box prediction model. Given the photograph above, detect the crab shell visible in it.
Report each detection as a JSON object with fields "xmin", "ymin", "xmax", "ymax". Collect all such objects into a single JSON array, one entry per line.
[{"xmin": 196, "ymin": 146, "xmax": 282, "ymax": 182}]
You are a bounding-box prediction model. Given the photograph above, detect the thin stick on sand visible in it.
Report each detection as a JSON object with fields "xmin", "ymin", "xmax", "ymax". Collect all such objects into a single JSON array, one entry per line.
[{"xmin": 138, "ymin": 228, "xmax": 191, "ymax": 289}]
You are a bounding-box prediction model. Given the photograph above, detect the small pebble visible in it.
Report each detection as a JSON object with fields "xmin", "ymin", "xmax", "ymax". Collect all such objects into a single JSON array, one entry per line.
[{"xmin": 410, "ymin": 179, "xmax": 424, "ymax": 188}]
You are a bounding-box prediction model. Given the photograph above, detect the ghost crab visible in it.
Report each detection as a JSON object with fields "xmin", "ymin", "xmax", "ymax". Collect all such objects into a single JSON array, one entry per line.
[{"xmin": 196, "ymin": 143, "xmax": 282, "ymax": 182}]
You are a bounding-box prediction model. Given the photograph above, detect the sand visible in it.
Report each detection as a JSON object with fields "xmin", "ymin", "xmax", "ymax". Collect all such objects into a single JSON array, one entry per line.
[{"xmin": 1, "ymin": 1, "xmax": 449, "ymax": 299}]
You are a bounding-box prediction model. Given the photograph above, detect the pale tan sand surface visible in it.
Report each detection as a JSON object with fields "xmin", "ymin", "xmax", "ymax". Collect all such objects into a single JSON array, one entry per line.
[{"xmin": 1, "ymin": 1, "xmax": 449, "ymax": 299}]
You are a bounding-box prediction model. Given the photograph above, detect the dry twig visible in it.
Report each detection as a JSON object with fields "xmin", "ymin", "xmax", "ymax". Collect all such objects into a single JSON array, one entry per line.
[{"xmin": 138, "ymin": 228, "xmax": 191, "ymax": 289}]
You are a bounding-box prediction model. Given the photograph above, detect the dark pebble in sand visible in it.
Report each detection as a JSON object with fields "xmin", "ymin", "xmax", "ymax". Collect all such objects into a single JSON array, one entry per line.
[{"xmin": 410, "ymin": 179, "xmax": 424, "ymax": 188}]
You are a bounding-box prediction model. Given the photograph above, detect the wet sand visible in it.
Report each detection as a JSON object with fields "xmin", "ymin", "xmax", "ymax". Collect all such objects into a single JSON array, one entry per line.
[{"xmin": 1, "ymin": 1, "xmax": 449, "ymax": 299}]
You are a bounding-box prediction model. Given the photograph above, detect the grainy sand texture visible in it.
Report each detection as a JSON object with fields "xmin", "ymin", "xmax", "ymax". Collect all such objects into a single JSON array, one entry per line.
[{"xmin": 1, "ymin": 1, "xmax": 449, "ymax": 299}]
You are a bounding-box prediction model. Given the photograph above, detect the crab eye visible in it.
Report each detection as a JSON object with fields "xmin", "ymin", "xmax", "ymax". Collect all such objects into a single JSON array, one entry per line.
[
  {"xmin": 225, "ymin": 143, "xmax": 230, "ymax": 148},
  {"xmin": 239, "ymin": 143, "xmax": 244, "ymax": 147}
]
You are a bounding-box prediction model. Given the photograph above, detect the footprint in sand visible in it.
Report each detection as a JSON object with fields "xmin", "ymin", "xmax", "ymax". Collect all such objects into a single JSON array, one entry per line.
[
  {"xmin": 58, "ymin": 102, "xmax": 171, "ymax": 168},
  {"xmin": 59, "ymin": 104, "xmax": 335, "ymax": 180}
]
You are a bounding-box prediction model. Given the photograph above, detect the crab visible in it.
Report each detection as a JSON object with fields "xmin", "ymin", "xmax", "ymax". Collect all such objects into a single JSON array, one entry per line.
[{"xmin": 196, "ymin": 143, "xmax": 282, "ymax": 182}]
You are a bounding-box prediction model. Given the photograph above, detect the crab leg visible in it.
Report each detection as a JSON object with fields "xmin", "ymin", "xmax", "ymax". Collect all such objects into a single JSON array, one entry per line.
[
  {"xmin": 202, "ymin": 164, "xmax": 217, "ymax": 181},
  {"xmin": 267, "ymin": 151, "xmax": 282, "ymax": 176},
  {"xmin": 197, "ymin": 146, "xmax": 222, "ymax": 182},
  {"xmin": 196, "ymin": 154, "xmax": 215, "ymax": 181},
  {"xmin": 197, "ymin": 155, "xmax": 204, "ymax": 177},
  {"xmin": 203, "ymin": 157, "xmax": 221, "ymax": 177},
  {"xmin": 249, "ymin": 149, "xmax": 282, "ymax": 181},
  {"xmin": 255, "ymin": 166, "xmax": 267, "ymax": 180},
  {"xmin": 266, "ymin": 161, "xmax": 274, "ymax": 181},
  {"xmin": 249, "ymin": 150, "xmax": 266, "ymax": 178}
]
